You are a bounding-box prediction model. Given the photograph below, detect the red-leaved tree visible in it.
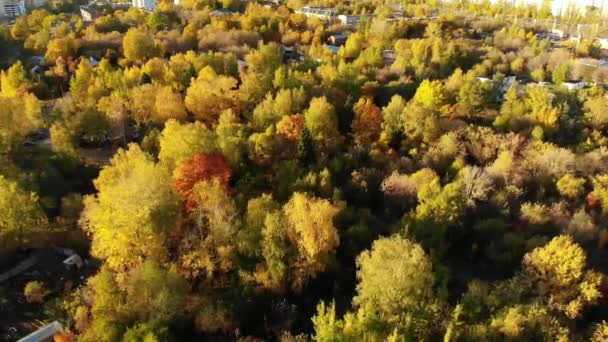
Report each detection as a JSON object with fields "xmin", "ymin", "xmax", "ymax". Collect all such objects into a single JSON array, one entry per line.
[{"xmin": 173, "ymin": 154, "xmax": 232, "ymax": 211}]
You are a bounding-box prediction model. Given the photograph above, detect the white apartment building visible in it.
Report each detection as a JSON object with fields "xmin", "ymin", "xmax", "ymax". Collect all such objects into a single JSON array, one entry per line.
[
  {"xmin": 132, "ymin": 0, "xmax": 156, "ymax": 11},
  {"xmin": 0, "ymin": 0, "xmax": 26, "ymax": 17},
  {"xmin": 491, "ymin": 0, "xmax": 608, "ymax": 16},
  {"xmin": 295, "ymin": 6, "xmax": 338, "ymax": 21},
  {"xmin": 337, "ymin": 14, "xmax": 375, "ymax": 26}
]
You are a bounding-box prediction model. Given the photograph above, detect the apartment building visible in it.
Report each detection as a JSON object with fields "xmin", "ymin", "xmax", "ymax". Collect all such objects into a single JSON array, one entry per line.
[
  {"xmin": 0, "ymin": 0, "xmax": 26, "ymax": 17},
  {"xmin": 132, "ymin": 0, "xmax": 155, "ymax": 11}
]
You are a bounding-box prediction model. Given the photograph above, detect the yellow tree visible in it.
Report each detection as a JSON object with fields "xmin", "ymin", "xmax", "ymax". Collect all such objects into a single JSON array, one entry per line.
[
  {"xmin": 154, "ymin": 86, "xmax": 188, "ymax": 123},
  {"xmin": 0, "ymin": 93, "xmax": 43, "ymax": 154},
  {"xmin": 239, "ymin": 42, "xmax": 282, "ymax": 107},
  {"xmin": 177, "ymin": 178, "xmax": 237, "ymax": 279},
  {"xmin": 123, "ymin": 28, "xmax": 158, "ymax": 64},
  {"xmin": 45, "ymin": 36, "xmax": 80, "ymax": 63},
  {"xmin": 0, "ymin": 61, "xmax": 30, "ymax": 97},
  {"xmin": 354, "ymin": 235, "xmax": 441, "ymax": 337},
  {"xmin": 80, "ymin": 145, "xmax": 180, "ymax": 269},
  {"xmin": 129, "ymin": 84, "xmax": 158, "ymax": 124},
  {"xmin": 283, "ymin": 192, "xmax": 340, "ymax": 291},
  {"xmin": 522, "ymin": 235, "xmax": 603, "ymax": 319},
  {"xmin": 0, "ymin": 176, "xmax": 47, "ymax": 246},
  {"xmin": 185, "ymin": 66, "xmax": 240, "ymax": 123},
  {"xmin": 304, "ymin": 97, "xmax": 340, "ymax": 146}
]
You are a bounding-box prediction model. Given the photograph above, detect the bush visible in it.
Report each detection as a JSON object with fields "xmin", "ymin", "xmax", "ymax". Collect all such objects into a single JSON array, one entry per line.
[
  {"xmin": 520, "ymin": 202, "xmax": 549, "ymax": 225},
  {"xmin": 557, "ymin": 175, "xmax": 586, "ymax": 199},
  {"xmin": 24, "ymin": 281, "xmax": 48, "ymax": 304}
]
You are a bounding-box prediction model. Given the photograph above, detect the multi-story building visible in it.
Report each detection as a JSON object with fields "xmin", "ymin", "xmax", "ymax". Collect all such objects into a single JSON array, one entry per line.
[
  {"xmin": 0, "ymin": 0, "xmax": 26, "ymax": 17},
  {"xmin": 24, "ymin": 0, "xmax": 45, "ymax": 9},
  {"xmin": 337, "ymin": 14, "xmax": 375, "ymax": 26},
  {"xmin": 295, "ymin": 6, "xmax": 338, "ymax": 21},
  {"xmin": 132, "ymin": 0, "xmax": 155, "ymax": 11},
  {"xmin": 296, "ymin": 7, "xmax": 375, "ymax": 27},
  {"xmin": 490, "ymin": 0, "xmax": 608, "ymax": 16},
  {"xmin": 80, "ymin": 5, "xmax": 101, "ymax": 22}
]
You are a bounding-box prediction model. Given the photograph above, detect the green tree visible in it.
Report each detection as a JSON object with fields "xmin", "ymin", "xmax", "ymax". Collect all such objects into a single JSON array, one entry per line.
[
  {"xmin": 215, "ymin": 109, "xmax": 246, "ymax": 167},
  {"xmin": 146, "ymin": 12, "xmax": 170, "ymax": 32},
  {"xmin": 524, "ymin": 86, "xmax": 560, "ymax": 133},
  {"xmin": 381, "ymin": 94, "xmax": 405, "ymax": 143},
  {"xmin": 158, "ymin": 119, "xmax": 217, "ymax": 171},
  {"xmin": 494, "ymin": 83, "xmax": 526, "ymax": 131},
  {"xmin": 253, "ymin": 211, "xmax": 290, "ymax": 292},
  {"xmin": 240, "ymin": 42, "xmax": 282, "ymax": 107},
  {"xmin": 238, "ymin": 193, "xmax": 280, "ymax": 257},
  {"xmin": 251, "ymin": 87, "xmax": 307, "ymax": 131},
  {"xmin": 297, "ymin": 128, "xmax": 315, "ymax": 166},
  {"xmin": 404, "ymin": 179, "xmax": 465, "ymax": 252},
  {"xmin": 304, "ymin": 97, "xmax": 340, "ymax": 147},
  {"xmin": 552, "ymin": 64, "xmax": 569, "ymax": 85}
]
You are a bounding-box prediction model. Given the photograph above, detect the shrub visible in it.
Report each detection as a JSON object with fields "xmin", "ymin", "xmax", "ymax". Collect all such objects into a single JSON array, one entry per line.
[
  {"xmin": 24, "ymin": 281, "xmax": 48, "ymax": 304},
  {"xmin": 556, "ymin": 175, "xmax": 586, "ymax": 199},
  {"xmin": 520, "ymin": 202, "xmax": 549, "ymax": 225}
]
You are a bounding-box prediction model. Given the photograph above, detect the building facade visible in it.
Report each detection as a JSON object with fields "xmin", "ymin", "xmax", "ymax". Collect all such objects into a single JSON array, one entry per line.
[
  {"xmin": 295, "ymin": 6, "xmax": 337, "ymax": 21},
  {"xmin": 490, "ymin": 0, "xmax": 608, "ymax": 16},
  {"xmin": 132, "ymin": 0, "xmax": 155, "ymax": 11},
  {"xmin": 0, "ymin": 0, "xmax": 26, "ymax": 17},
  {"xmin": 337, "ymin": 14, "xmax": 374, "ymax": 26}
]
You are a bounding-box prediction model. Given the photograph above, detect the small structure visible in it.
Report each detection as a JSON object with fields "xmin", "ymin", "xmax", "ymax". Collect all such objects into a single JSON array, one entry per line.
[
  {"xmin": 599, "ymin": 38, "xmax": 608, "ymax": 50},
  {"xmin": 281, "ymin": 45, "xmax": 304, "ymax": 62},
  {"xmin": 325, "ymin": 44, "xmax": 341, "ymax": 54},
  {"xmin": 337, "ymin": 14, "xmax": 374, "ymax": 27},
  {"xmin": 261, "ymin": 1, "xmax": 277, "ymax": 9},
  {"xmin": 89, "ymin": 56, "xmax": 99, "ymax": 67},
  {"xmin": 30, "ymin": 64, "xmax": 43, "ymax": 77},
  {"xmin": 63, "ymin": 254, "xmax": 84, "ymax": 270},
  {"xmin": 562, "ymin": 80, "xmax": 585, "ymax": 91},
  {"xmin": 537, "ymin": 81, "xmax": 551, "ymax": 88},
  {"xmin": 80, "ymin": 5, "xmax": 101, "ymax": 23},
  {"xmin": 237, "ymin": 59, "xmax": 248, "ymax": 74},
  {"xmin": 327, "ymin": 34, "xmax": 347, "ymax": 46},
  {"xmin": 17, "ymin": 321, "xmax": 63, "ymax": 342},
  {"xmin": 295, "ymin": 6, "xmax": 337, "ymax": 21},
  {"xmin": 382, "ymin": 49, "xmax": 395, "ymax": 66},
  {"xmin": 209, "ymin": 8, "xmax": 233, "ymax": 16},
  {"xmin": 132, "ymin": 0, "xmax": 156, "ymax": 11},
  {"xmin": 550, "ymin": 29, "xmax": 567, "ymax": 40}
]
